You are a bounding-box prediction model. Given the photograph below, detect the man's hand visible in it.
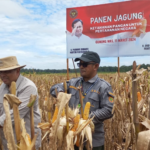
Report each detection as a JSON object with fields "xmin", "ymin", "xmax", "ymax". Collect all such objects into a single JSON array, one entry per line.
[{"xmin": 71, "ymin": 26, "xmax": 77, "ymax": 36}]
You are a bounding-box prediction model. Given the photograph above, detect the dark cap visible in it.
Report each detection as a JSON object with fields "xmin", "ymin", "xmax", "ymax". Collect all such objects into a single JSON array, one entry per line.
[{"xmin": 75, "ymin": 51, "xmax": 100, "ymax": 64}]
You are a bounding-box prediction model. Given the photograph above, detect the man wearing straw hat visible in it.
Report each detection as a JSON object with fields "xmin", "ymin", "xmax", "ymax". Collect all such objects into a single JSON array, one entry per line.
[
  {"xmin": 0, "ymin": 56, "xmax": 41, "ymax": 150},
  {"xmin": 50, "ymin": 51, "xmax": 114, "ymax": 150}
]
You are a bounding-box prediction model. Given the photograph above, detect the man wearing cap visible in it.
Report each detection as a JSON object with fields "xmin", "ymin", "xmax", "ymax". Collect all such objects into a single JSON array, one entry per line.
[
  {"xmin": 50, "ymin": 51, "xmax": 114, "ymax": 150},
  {"xmin": 0, "ymin": 56, "xmax": 41, "ymax": 150}
]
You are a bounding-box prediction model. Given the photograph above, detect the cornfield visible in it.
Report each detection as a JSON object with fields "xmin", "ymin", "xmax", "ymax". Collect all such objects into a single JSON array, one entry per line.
[{"xmin": 1, "ymin": 63, "xmax": 150, "ymax": 150}]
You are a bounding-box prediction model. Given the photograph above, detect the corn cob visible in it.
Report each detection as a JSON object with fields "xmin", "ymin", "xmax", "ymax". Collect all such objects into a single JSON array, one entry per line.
[
  {"xmin": 71, "ymin": 114, "xmax": 80, "ymax": 132},
  {"xmin": 61, "ymin": 108, "xmax": 65, "ymax": 117},
  {"xmin": 137, "ymin": 92, "xmax": 141, "ymax": 102},
  {"xmin": 83, "ymin": 102, "xmax": 91, "ymax": 120},
  {"xmin": 75, "ymin": 135, "xmax": 80, "ymax": 147},
  {"xmin": 45, "ymin": 96, "xmax": 47, "ymax": 101},
  {"xmin": 26, "ymin": 134, "xmax": 32, "ymax": 145},
  {"xmin": 52, "ymin": 106, "xmax": 58, "ymax": 123}
]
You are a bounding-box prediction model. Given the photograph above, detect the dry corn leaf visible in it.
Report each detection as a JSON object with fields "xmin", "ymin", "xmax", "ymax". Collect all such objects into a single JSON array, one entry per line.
[
  {"xmin": 137, "ymin": 130, "xmax": 150, "ymax": 150},
  {"xmin": 126, "ymin": 71, "xmax": 132, "ymax": 76},
  {"xmin": 85, "ymin": 125, "xmax": 92, "ymax": 149},
  {"xmin": 89, "ymin": 121, "xmax": 95, "ymax": 133},
  {"xmin": 37, "ymin": 122, "xmax": 51, "ymax": 131},
  {"xmin": 68, "ymin": 107, "xmax": 79, "ymax": 119},
  {"xmin": 66, "ymin": 131, "xmax": 74, "ymax": 150},
  {"xmin": 20, "ymin": 119, "xmax": 32, "ymax": 149},
  {"xmin": 74, "ymin": 117, "xmax": 94, "ymax": 136},
  {"xmin": 19, "ymin": 119, "xmax": 38, "ymax": 150},
  {"xmin": 139, "ymin": 115, "xmax": 150, "ymax": 130},
  {"xmin": 132, "ymin": 75, "xmax": 143, "ymax": 82},
  {"xmin": 57, "ymin": 126, "xmax": 64, "ymax": 148},
  {"xmin": 59, "ymin": 117, "xmax": 67, "ymax": 126},
  {"xmin": 4, "ymin": 94, "xmax": 22, "ymax": 108},
  {"xmin": 136, "ymin": 68, "xmax": 147, "ymax": 75},
  {"xmin": 42, "ymin": 130, "xmax": 50, "ymax": 141},
  {"xmin": 125, "ymin": 123, "xmax": 131, "ymax": 150},
  {"xmin": 79, "ymin": 131, "xmax": 84, "ymax": 150},
  {"xmin": 138, "ymin": 96, "xmax": 147, "ymax": 112}
]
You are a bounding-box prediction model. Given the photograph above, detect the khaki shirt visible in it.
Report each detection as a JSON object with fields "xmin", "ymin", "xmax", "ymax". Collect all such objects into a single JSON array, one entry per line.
[
  {"xmin": 50, "ymin": 74, "xmax": 114, "ymax": 147},
  {"xmin": 0, "ymin": 75, "xmax": 41, "ymax": 150}
]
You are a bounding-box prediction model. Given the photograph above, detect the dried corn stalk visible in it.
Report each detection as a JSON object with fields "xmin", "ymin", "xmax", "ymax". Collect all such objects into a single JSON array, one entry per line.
[
  {"xmin": 3, "ymin": 96, "xmax": 16, "ymax": 150},
  {"xmin": 1, "ymin": 67, "xmax": 149, "ymax": 150}
]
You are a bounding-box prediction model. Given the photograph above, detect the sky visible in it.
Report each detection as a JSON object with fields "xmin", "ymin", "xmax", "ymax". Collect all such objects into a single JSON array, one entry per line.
[{"xmin": 0, "ymin": 0, "xmax": 149, "ymax": 70}]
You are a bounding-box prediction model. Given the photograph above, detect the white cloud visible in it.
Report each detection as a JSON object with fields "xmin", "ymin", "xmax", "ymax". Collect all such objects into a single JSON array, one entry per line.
[
  {"xmin": 0, "ymin": 47, "xmax": 68, "ymax": 69},
  {"xmin": 0, "ymin": 0, "xmax": 30, "ymax": 18},
  {"xmin": 33, "ymin": 0, "xmax": 129, "ymax": 8}
]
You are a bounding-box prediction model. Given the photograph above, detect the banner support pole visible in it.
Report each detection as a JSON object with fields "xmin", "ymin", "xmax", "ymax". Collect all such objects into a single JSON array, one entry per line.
[
  {"xmin": 72, "ymin": 58, "xmax": 77, "ymax": 77},
  {"xmin": 118, "ymin": 57, "xmax": 120, "ymax": 77},
  {"xmin": 67, "ymin": 59, "xmax": 69, "ymax": 80}
]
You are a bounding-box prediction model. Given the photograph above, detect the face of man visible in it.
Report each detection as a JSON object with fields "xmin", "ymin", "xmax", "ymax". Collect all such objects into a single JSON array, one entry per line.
[
  {"xmin": 73, "ymin": 21, "xmax": 83, "ymax": 37},
  {"xmin": 79, "ymin": 60, "xmax": 99, "ymax": 81},
  {"xmin": 0, "ymin": 68, "xmax": 20, "ymax": 86}
]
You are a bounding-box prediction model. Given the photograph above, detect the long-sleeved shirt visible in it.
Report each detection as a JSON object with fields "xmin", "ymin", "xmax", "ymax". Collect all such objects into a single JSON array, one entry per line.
[
  {"xmin": 50, "ymin": 74, "xmax": 114, "ymax": 147},
  {"xmin": 0, "ymin": 75, "xmax": 41, "ymax": 150}
]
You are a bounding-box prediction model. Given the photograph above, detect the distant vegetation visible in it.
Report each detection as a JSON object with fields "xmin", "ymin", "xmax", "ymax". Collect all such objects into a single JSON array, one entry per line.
[{"xmin": 20, "ymin": 64, "xmax": 150, "ymax": 74}]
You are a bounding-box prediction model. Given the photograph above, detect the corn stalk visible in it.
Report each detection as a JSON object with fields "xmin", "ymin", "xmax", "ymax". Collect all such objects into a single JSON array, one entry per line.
[
  {"xmin": 132, "ymin": 61, "xmax": 140, "ymax": 142},
  {"xmin": 9, "ymin": 82, "xmax": 21, "ymax": 149},
  {"xmin": 3, "ymin": 96, "xmax": 16, "ymax": 150}
]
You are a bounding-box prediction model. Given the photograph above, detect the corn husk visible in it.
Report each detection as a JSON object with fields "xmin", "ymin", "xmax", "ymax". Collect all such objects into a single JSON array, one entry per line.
[
  {"xmin": 68, "ymin": 107, "xmax": 79, "ymax": 119},
  {"xmin": 49, "ymin": 92, "xmax": 71, "ymax": 150},
  {"xmin": 137, "ymin": 130, "xmax": 150, "ymax": 150},
  {"xmin": 19, "ymin": 119, "xmax": 37, "ymax": 150}
]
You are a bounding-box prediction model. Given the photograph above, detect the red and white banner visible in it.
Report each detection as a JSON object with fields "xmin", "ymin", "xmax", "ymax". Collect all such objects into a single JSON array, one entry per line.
[{"xmin": 66, "ymin": 0, "xmax": 150, "ymax": 58}]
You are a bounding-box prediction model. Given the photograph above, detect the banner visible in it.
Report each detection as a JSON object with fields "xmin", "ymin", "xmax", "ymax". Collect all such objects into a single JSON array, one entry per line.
[{"xmin": 66, "ymin": 0, "xmax": 150, "ymax": 58}]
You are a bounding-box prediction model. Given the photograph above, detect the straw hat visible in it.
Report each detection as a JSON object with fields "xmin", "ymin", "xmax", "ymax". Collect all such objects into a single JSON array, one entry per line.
[{"xmin": 0, "ymin": 56, "xmax": 26, "ymax": 71}]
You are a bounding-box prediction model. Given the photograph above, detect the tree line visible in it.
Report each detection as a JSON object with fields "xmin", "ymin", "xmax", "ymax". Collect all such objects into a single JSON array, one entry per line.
[{"xmin": 20, "ymin": 64, "xmax": 150, "ymax": 74}]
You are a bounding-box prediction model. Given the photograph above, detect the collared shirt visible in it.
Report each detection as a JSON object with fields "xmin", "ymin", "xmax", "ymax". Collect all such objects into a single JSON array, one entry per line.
[
  {"xmin": 81, "ymin": 74, "xmax": 98, "ymax": 94},
  {"xmin": 0, "ymin": 75, "xmax": 41, "ymax": 150},
  {"xmin": 50, "ymin": 74, "xmax": 114, "ymax": 147}
]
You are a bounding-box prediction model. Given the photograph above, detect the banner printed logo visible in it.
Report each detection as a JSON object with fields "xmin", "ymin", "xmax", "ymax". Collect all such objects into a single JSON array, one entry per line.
[{"xmin": 69, "ymin": 9, "xmax": 78, "ymax": 18}]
